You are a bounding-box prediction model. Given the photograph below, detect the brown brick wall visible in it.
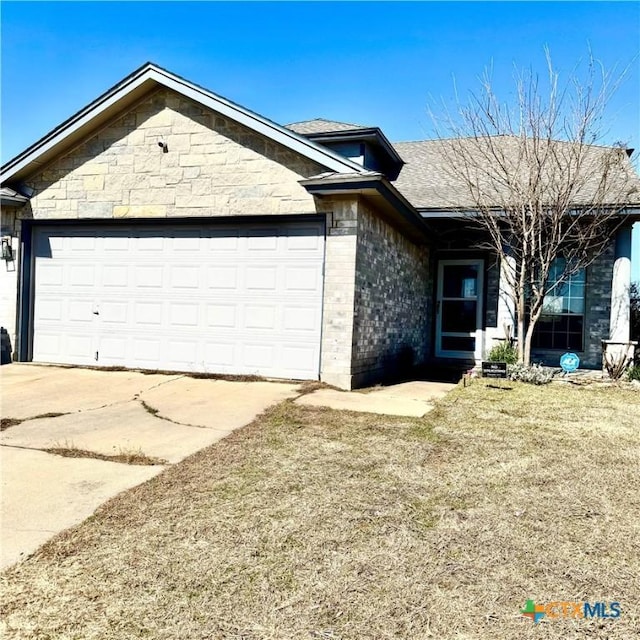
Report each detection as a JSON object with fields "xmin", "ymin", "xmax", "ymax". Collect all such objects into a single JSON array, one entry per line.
[{"xmin": 351, "ymin": 201, "xmax": 430, "ymax": 387}]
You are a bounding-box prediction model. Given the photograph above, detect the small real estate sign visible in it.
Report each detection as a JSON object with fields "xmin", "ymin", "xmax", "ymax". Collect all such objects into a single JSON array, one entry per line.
[
  {"xmin": 481, "ymin": 361, "xmax": 508, "ymax": 379},
  {"xmin": 560, "ymin": 352, "xmax": 580, "ymax": 373}
]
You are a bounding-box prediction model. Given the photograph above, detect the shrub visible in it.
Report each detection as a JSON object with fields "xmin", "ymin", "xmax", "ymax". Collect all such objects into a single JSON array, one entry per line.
[
  {"xmin": 486, "ymin": 342, "xmax": 518, "ymax": 364},
  {"xmin": 628, "ymin": 365, "xmax": 640, "ymax": 382},
  {"xmin": 507, "ymin": 363, "xmax": 555, "ymax": 385}
]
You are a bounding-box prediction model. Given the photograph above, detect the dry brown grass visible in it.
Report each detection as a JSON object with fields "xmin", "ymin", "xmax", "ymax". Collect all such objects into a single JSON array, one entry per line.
[
  {"xmin": 1, "ymin": 381, "xmax": 639, "ymax": 639},
  {"xmin": 43, "ymin": 445, "xmax": 167, "ymax": 466},
  {"xmin": 1, "ymin": 412, "xmax": 68, "ymax": 431}
]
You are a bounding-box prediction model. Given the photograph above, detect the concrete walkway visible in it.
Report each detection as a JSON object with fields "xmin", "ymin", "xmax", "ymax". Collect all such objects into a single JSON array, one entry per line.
[
  {"xmin": 1, "ymin": 364, "xmax": 298, "ymax": 569},
  {"xmin": 295, "ymin": 380, "xmax": 456, "ymax": 417}
]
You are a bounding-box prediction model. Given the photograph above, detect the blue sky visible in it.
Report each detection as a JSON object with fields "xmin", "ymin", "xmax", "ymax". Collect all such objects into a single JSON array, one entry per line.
[{"xmin": 1, "ymin": 1, "xmax": 639, "ymax": 278}]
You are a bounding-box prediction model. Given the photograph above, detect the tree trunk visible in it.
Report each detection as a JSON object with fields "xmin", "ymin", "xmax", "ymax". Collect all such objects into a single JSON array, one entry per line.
[
  {"xmin": 523, "ymin": 325, "xmax": 534, "ymax": 366},
  {"xmin": 517, "ymin": 289, "xmax": 526, "ymax": 364},
  {"xmin": 523, "ymin": 305, "xmax": 544, "ymax": 366}
]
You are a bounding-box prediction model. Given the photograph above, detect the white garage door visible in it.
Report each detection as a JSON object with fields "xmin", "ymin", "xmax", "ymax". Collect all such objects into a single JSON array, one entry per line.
[{"xmin": 32, "ymin": 221, "xmax": 325, "ymax": 379}]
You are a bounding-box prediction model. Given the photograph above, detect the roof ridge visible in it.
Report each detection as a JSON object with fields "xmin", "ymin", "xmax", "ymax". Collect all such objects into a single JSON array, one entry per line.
[{"xmin": 286, "ymin": 117, "xmax": 367, "ymax": 127}]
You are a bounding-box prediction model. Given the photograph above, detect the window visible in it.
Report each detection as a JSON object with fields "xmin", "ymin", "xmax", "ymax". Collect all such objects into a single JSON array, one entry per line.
[{"xmin": 532, "ymin": 259, "xmax": 585, "ymax": 351}]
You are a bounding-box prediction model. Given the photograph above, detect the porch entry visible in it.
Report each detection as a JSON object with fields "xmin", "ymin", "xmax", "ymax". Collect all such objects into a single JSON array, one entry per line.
[{"xmin": 436, "ymin": 259, "xmax": 484, "ymax": 360}]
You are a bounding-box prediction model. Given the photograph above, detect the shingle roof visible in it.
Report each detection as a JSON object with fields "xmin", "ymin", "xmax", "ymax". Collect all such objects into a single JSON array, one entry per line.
[
  {"xmin": 392, "ymin": 140, "xmax": 460, "ymax": 209},
  {"xmin": 286, "ymin": 119, "xmax": 371, "ymax": 135},
  {"xmin": 393, "ymin": 137, "xmax": 640, "ymax": 210}
]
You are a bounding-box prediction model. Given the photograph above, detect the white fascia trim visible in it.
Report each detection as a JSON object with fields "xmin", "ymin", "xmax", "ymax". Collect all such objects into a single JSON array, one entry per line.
[{"xmin": 2, "ymin": 65, "xmax": 363, "ymax": 182}]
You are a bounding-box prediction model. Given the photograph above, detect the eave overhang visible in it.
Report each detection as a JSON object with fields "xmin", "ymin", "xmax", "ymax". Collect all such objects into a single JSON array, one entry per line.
[
  {"xmin": 1, "ymin": 63, "xmax": 366, "ymax": 186},
  {"xmin": 301, "ymin": 173, "xmax": 433, "ymax": 244}
]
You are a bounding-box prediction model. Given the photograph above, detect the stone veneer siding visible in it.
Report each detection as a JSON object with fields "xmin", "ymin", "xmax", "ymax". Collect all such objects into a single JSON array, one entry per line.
[
  {"xmin": 351, "ymin": 201, "xmax": 430, "ymax": 387},
  {"xmin": 21, "ymin": 88, "xmax": 325, "ymax": 221}
]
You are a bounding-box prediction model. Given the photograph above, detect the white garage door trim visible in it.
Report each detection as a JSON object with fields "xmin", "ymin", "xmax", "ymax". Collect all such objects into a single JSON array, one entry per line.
[{"xmin": 31, "ymin": 220, "xmax": 325, "ymax": 380}]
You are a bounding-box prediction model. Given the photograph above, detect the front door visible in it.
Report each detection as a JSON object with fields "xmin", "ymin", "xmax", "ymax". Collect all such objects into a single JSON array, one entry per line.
[{"xmin": 436, "ymin": 259, "xmax": 484, "ymax": 360}]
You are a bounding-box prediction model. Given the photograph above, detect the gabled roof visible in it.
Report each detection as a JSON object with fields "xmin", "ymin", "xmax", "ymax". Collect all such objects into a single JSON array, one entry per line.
[
  {"xmin": 1, "ymin": 64, "xmax": 365, "ymax": 185},
  {"xmin": 286, "ymin": 119, "xmax": 371, "ymax": 135}
]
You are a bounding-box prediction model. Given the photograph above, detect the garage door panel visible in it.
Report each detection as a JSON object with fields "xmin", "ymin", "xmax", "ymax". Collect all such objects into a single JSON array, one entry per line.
[
  {"xmin": 33, "ymin": 333, "xmax": 62, "ymax": 358},
  {"xmin": 69, "ymin": 264, "xmax": 96, "ymax": 287},
  {"xmin": 98, "ymin": 336, "xmax": 128, "ymax": 362},
  {"xmin": 135, "ymin": 302, "xmax": 163, "ymax": 325},
  {"xmin": 135, "ymin": 265, "xmax": 165, "ymax": 288},
  {"xmin": 68, "ymin": 300, "xmax": 94, "ymax": 323},
  {"xmin": 37, "ymin": 264, "xmax": 64, "ymax": 286},
  {"xmin": 285, "ymin": 265, "xmax": 321, "ymax": 291},
  {"xmin": 285, "ymin": 228, "xmax": 322, "ymax": 250},
  {"xmin": 283, "ymin": 306, "xmax": 318, "ymax": 332},
  {"xmin": 245, "ymin": 266, "xmax": 277, "ymax": 291},
  {"xmin": 169, "ymin": 303, "xmax": 199, "ymax": 327},
  {"xmin": 244, "ymin": 305, "xmax": 276, "ymax": 330},
  {"xmin": 133, "ymin": 338, "xmax": 162, "ymax": 363},
  {"xmin": 281, "ymin": 344, "xmax": 318, "ymax": 374},
  {"xmin": 206, "ymin": 304, "xmax": 237, "ymax": 328},
  {"xmin": 207, "ymin": 266, "xmax": 238, "ymax": 289},
  {"xmin": 167, "ymin": 340, "xmax": 199, "ymax": 367},
  {"xmin": 204, "ymin": 342, "xmax": 236, "ymax": 367},
  {"xmin": 170, "ymin": 265, "xmax": 200, "ymax": 289},
  {"xmin": 243, "ymin": 343, "xmax": 275, "ymax": 369},
  {"xmin": 103, "ymin": 265, "xmax": 129, "ymax": 287},
  {"xmin": 101, "ymin": 301, "xmax": 129, "ymax": 324},
  {"xmin": 36, "ymin": 298, "xmax": 64, "ymax": 321},
  {"xmin": 67, "ymin": 335, "xmax": 94, "ymax": 359},
  {"xmin": 32, "ymin": 221, "xmax": 324, "ymax": 379}
]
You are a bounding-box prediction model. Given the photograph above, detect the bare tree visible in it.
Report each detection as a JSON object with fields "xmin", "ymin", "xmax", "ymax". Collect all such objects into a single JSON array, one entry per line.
[{"xmin": 430, "ymin": 50, "xmax": 639, "ymax": 364}]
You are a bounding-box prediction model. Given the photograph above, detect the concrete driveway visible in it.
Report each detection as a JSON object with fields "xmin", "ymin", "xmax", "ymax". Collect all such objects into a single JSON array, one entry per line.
[{"xmin": 1, "ymin": 364, "xmax": 299, "ymax": 569}]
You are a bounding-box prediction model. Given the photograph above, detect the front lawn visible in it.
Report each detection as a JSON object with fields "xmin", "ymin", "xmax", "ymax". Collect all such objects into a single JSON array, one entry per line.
[{"xmin": 1, "ymin": 381, "xmax": 639, "ymax": 639}]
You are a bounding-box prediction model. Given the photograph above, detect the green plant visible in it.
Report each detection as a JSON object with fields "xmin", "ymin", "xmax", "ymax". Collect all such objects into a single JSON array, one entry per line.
[
  {"xmin": 487, "ymin": 342, "xmax": 518, "ymax": 365},
  {"xmin": 507, "ymin": 363, "xmax": 555, "ymax": 385},
  {"xmin": 628, "ymin": 365, "xmax": 640, "ymax": 382}
]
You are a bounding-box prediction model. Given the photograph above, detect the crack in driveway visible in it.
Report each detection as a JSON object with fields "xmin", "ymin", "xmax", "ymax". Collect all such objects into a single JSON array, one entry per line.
[
  {"xmin": 138, "ymin": 399, "xmax": 211, "ymax": 429},
  {"xmin": 1, "ymin": 375, "xmax": 187, "ymax": 430}
]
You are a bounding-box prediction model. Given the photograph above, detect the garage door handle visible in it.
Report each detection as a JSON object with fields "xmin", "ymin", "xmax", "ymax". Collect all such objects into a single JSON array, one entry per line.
[{"xmin": 92, "ymin": 310, "xmax": 99, "ymax": 315}]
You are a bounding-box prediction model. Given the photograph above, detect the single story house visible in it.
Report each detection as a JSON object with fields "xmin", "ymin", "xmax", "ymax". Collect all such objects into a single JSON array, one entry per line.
[{"xmin": 1, "ymin": 63, "xmax": 639, "ymax": 388}]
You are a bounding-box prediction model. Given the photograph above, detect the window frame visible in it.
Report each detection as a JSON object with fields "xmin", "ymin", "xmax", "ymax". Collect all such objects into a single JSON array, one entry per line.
[{"xmin": 531, "ymin": 259, "xmax": 586, "ymax": 352}]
